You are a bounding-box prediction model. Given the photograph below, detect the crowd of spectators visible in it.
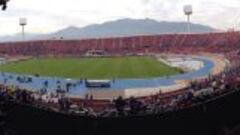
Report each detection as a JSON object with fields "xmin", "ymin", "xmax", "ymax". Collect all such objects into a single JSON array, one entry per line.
[{"xmin": 0, "ymin": 32, "xmax": 239, "ymax": 57}]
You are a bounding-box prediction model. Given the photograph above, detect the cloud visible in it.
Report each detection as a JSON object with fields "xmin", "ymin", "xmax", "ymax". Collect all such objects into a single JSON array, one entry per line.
[{"xmin": 0, "ymin": 0, "xmax": 240, "ymax": 36}]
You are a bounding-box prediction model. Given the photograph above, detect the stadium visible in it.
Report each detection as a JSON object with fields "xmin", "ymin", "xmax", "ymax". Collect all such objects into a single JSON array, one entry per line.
[
  {"xmin": 1, "ymin": 1, "xmax": 240, "ymax": 135},
  {"xmin": 0, "ymin": 32, "xmax": 240, "ymax": 135},
  {"xmin": 0, "ymin": 35, "xmax": 229, "ymax": 100}
]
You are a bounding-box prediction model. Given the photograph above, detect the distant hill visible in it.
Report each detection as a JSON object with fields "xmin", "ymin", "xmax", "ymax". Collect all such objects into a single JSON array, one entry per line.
[{"xmin": 0, "ymin": 18, "xmax": 216, "ymax": 42}]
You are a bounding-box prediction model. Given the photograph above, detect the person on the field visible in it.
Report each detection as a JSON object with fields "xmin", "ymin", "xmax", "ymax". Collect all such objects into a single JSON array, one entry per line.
[
  {"xmin": 44, "ymin": 80, "xmax": 49, "ymax": 88},
  {"xmin": 66, "ymin": 83, "xmax": 71, "ymax": 92}
]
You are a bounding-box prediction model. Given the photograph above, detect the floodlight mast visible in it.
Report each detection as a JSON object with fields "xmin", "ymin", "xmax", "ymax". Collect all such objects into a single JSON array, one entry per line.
[
  {"xmin": 184, "ymin": 5, "xmax": 193, "ymax": 33},
  {"xmin": 19, "ymin": 18, "xmax": 27, "ymax": 41}
]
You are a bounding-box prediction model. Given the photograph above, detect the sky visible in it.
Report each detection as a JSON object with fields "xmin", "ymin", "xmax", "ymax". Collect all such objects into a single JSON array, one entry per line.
[{"xmin": 0, "ymin": 0, "xmax": 240, "ymax": 36}]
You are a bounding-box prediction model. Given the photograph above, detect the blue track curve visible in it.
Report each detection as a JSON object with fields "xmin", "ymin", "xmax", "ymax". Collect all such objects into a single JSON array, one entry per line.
[{"xmin": 0, "ymin": 56, "xmax": 214, "ymax": 95}]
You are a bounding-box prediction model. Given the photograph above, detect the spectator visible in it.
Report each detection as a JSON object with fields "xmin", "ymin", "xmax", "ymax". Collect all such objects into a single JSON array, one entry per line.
[{"xmin": 114, "ymin": 96, "xmax": 126, "ymax": 116}]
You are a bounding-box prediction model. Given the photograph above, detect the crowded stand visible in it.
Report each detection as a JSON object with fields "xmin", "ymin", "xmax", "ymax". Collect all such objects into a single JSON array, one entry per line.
[{"xmin": 0, "ymin": 32, "xmax": 239, "ymax": 57}]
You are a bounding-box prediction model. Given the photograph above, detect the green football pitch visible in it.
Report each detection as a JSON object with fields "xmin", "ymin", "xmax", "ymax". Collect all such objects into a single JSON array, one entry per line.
[{"xmin": 0, "ymin": 56, "xmax": 181, "ymax": 79}]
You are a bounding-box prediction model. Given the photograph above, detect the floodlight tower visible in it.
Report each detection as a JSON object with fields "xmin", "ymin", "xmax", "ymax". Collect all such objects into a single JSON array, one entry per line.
[
  {"xmin": 183, "ymin": 5, "xmax": 193, "ymax": 33},
  {"xmin": 19, "ymin": 18, "xmax": 27, "ymax": 40}
]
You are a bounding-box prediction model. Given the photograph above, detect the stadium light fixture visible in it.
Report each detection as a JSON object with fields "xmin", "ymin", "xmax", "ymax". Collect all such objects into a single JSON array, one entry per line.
[
  {"xmin": 19, "ymin": 18, "xmax": 27, "ymax": 41},
  {"xmin": 183, "ymin": 5, "xmax": 193, "ymax": 33}
]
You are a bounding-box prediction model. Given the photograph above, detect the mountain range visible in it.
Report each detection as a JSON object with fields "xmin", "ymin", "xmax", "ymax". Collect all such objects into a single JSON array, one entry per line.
[{"xmin": 0, "ymin": 18, "xmax": 217, "ymax": 42}]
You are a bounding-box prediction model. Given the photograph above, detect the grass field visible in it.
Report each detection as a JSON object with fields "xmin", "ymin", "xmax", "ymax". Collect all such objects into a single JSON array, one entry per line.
[{"xmin": 0, "ymin": 56, "xmax": 181, "ymax": 79}]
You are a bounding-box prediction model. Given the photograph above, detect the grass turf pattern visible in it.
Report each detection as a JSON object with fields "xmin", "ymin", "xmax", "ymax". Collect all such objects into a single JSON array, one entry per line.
[{"xmin": 0, "ymin": 56, "xmax": 181, "ymax": 79}]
